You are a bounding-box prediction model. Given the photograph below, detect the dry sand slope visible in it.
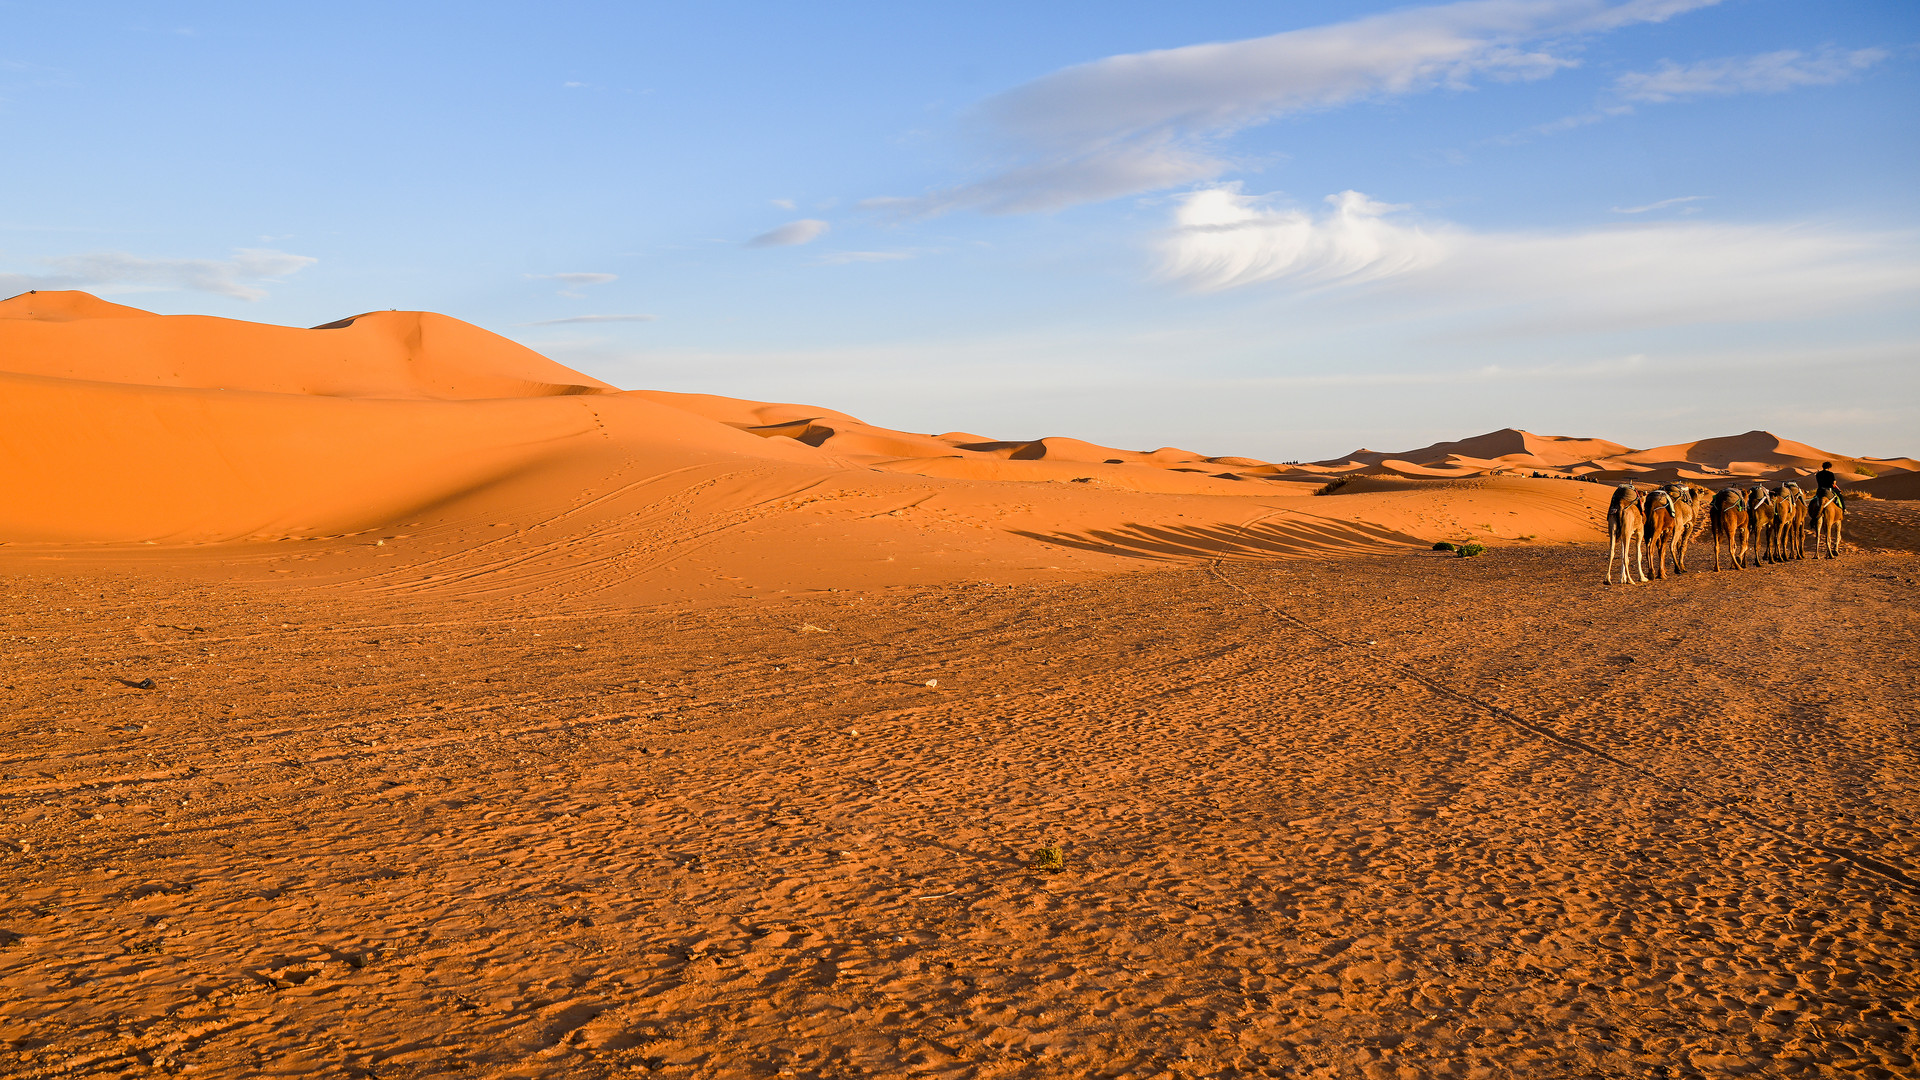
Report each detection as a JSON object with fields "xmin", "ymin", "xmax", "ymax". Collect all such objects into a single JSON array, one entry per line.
[
  {"xmin": 4, "ymin": 529, "xmax": 1920, "ymax": 1080},
  {"xmin": 3, "ymin": 291, "xmax": 1919, "ymax": 1079}
]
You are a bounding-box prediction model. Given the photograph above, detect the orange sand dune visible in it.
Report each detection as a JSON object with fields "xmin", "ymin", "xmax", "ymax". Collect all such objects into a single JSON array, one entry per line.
[
  {"xmin": 5, "ymin": 292, "xmax": 1912, "ymax": 602},
  {"xmin": 6, "ymin": 293, "xmax": 1592, "ymax": 602},
  {"xmin": 0, "ymin": 290, "xmax": 615, "ymax": 400},
  {"xmin": 1337, "ymin": 428, "xmax": 1630, "ymax": 471}
]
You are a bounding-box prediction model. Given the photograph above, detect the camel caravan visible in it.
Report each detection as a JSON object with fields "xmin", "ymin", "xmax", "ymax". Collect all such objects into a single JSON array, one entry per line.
[{"xmin": 1605, "ymin": 473, "xmax": 1845, "ymax": 585}]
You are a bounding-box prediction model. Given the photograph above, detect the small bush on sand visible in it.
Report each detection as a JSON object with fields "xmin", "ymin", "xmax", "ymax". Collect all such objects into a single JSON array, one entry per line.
[
  {"xmin": 1456, "ymin": 542, "xmax": 1487, "ymax": 558},
  {"xmin": 1032, "ymin": 843, "xmax": 1065, "ymax": 872},
  {"xmin": 1431, "ymin": 541, "xmax": 1457, "ymax": 552}
]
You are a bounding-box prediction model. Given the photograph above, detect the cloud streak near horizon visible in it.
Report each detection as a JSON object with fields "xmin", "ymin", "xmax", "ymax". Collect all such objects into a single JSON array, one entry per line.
[
  {"xmin": 748, "ymin": 219, "xmax": 830, "ymax": 247},
  {"xmin": 871, "ymin": 0, "xmax": 1723, "ymax": 215},
  {"xmin": 1614, "ymin": 46, "xmax": 1887, "ymax": 102},
  {"xmin": 1160, "ymin": 187, "xmax": 1920, "ymax": 333},
  {"xmin": 523, "ymin": 313, "xmax": 657, "ymax": 326},
  {"xmin": 0, "ymin": 248, "xmax": 315, "ymax": 301}
]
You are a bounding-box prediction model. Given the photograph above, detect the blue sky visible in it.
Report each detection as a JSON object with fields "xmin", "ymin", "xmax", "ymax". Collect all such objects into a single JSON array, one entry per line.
[{"xmin": 4, "ymin": 1, "xmax": 1916, "ymax": 460}]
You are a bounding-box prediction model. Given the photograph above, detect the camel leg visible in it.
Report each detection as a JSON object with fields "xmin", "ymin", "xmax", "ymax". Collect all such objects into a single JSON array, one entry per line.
[
  {"xmin": 1606, "ymin": 530, "xmax": 1618, "ymax": 584},
  {"xmin": 1633, "ymin": 531, "xmax": 1647, "ymax": 583}
]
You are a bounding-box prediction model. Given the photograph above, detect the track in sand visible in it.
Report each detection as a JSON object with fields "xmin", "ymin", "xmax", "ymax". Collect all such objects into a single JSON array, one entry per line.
[{"xmin": 3, "ymin": 539, "xmax": 1916, "ymax": 1079}]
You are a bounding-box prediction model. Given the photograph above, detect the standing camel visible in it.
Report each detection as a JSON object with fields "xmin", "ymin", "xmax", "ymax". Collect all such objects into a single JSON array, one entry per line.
[
  {"xmin": 1746, "ymin": 485, "xmax": 1780, "ymax": 564},
  {"xmin": 1667, "ymin": 482, "xmax": 1706, "ymax": 573},
  {"xmin": 1811, "ymin": 488, "xmax": 1845, "ymax": 558},
  {"xmin": 1642, "ymin": 486, "xmax": 1680, "ymax": 579},
  {"xmin": 1710, "ymin": 486, "xmax": 1751, "ymax": 571},
  {"xmin": 1778, "ymin": 483, "xmax": 1808, "ymax": 561},
  {"xmin": 1607, "ymin": 482, "xmax": 1647, "ymax": 585}
]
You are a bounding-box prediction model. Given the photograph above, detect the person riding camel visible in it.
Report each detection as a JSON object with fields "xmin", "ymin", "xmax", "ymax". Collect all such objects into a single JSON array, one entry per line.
[{"xmin": 1815, "ymin": 461, "xmax": 1844, "ymax": 509}]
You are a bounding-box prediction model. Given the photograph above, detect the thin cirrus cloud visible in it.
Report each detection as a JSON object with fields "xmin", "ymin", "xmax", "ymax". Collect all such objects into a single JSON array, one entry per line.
[
  {"xmin": 1611, "ymin": 195, "xmax": 1708, "ymax": 214},
  {"xmin": 0, "ymin": 248, "xmax": 316, "ymax": 301},
  {"xmin": 1523, "ymin": 46, "xmax": 1889, "ymax": 138},
  {"xmin": 814, "ymin": 250, "xmax": 917, "ymax": 266},
  {"xmin": 1613, "ymin": 46, "xmax": 1888, "ymax": 102},
  {"xmin": 1159, "ymin": 186, "xmax": 1920, "ymax": 333},
  {"xmin": 528, "ymin": 271, "xmax": 618, "ymax": 297},
  {"xmin": 523, "ymin": 314, "xmax": 657, "ymax": 326},
  {"xmin": 868, "ymin": 0, "xmax": 1723, "ymax": 216},
  {"xmin": 747, "ymin": 219, "xmax": 830, "ymax": 247}
]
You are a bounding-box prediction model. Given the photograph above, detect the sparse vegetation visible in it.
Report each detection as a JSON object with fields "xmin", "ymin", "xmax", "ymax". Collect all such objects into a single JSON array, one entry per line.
[
  {"xmin": 1032, "ymin": 842, "xmax": 1064, "ymax": 872},
  {"xmin": 1431, "ymin": 541, "xmax": 1457, "ymax": 551},
  {"xmin": 1456, "ymin": 542, "xmax": 1487, "ymax": 558},
  {"xmin": 1315, "ymin": 478, "xmax": 1352, "ymax": 496}
]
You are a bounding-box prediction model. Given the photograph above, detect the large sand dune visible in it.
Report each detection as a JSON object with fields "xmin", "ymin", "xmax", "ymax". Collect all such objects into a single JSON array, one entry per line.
[
  {"xmin": 4, "ymin": 292, "xmax": 1908, "ymax": 574},
  {"xmin": 0, "ymin": 292, "xmax": 1640, "ymax": 603}
]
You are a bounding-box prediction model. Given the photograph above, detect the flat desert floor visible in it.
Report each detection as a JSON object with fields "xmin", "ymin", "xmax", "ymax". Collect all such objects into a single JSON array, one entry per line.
[{"xmin": 4, "ymin": 518, "xmax": 1918, "ymax": 1080}]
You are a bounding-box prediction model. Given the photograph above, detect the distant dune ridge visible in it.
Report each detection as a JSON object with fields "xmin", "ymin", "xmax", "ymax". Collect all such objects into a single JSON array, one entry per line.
[{"xmin": 0, "ymin": 293, "xmax": 1911, "ymax": 584}]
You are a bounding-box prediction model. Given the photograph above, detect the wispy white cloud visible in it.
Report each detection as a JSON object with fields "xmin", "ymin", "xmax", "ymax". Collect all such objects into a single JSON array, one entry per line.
[
  {"xmin": 870, "ymin": 0, "xmax": 1721, "ymax": 215},
  {"xmin": 770, "ymin": 198, "xmax": 797, "ymax": 210},
  {"xmin": 0, "ymin": 247, "xmax": 315, "ymax": 300},
  {"xmin": 1611, "ymin": 195, "xmax": 1708, "ymax": 214},
  {"xmin": 815, "ymin": 250, "xmax": 918, "ymax": 266},
  {"xmin": 1614, "ymin": 46, "xmax": 1887, "ymax": 103},
  {"xmin": 528, "ymin": 271, "xmax": 617, "ymax": 297},
  {"xmin": 530, "ymin": 271, "xmax": 617, "ymax": 286},
  {"xmin": 1236, "ymin": 354, "xmax": 1651, "ymax": 387},
  {"xmin": 1160, "ymin": 187, "xmax": 1920, "ymax": 333},
  {"xmin": 1161, "ymin": 187, "xmax": 1445, "ymax": 291},
  {"xmin": 522, "ymin": 313, "xmax": 657, "ymax": 326},
  {"xmin": 748, "ymin": 219, "xmax": 830, "ymax": 247},
  {"xmin": 1519, "ymin": 46, "xmax": 1888, "ymax": 140}
]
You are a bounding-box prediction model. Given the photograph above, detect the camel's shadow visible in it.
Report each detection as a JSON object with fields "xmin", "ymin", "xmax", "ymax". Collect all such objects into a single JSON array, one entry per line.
[{"xmin": 1012, "ymin": 516, "xmax": 1425, "ymax": 563}]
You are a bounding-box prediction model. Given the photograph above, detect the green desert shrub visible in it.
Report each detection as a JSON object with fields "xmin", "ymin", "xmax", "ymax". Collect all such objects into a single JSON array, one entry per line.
[
  {"xmin": 1456, "ymin": 542, "xmax": 1487, "ymax": 558},
  {"xmin": 1431, "ymin": 541, "xmax": 1457, "ymax": 552}
]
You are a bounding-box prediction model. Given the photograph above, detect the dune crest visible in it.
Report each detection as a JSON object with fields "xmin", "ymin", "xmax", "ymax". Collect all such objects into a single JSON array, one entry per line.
[{"xmin": 0, "ymin": 292, "xmax": 616, "ymax": 400}]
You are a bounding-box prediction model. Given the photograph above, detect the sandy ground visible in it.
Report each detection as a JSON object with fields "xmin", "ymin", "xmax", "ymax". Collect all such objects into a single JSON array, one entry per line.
[
  {"xmin": 4, "ymin": 516, "xmax": 1918, "ymax": 1079},
  {"xmin": 6, "ymin": 292, "xmax": 1919, "ymax": 1078}
]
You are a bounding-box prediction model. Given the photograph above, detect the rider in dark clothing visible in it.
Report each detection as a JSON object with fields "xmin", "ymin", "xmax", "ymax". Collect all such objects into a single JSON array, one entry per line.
[{"xmin": 1815, "ymin": 461, "xmax": 1842, "ymax": 506}]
